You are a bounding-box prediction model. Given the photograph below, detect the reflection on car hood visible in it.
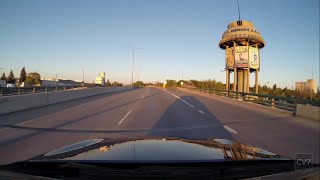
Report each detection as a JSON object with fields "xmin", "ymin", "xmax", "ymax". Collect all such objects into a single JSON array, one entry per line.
[{"xmin": 31, "ymin": 138, "xmax": 285, "ymax": 162}]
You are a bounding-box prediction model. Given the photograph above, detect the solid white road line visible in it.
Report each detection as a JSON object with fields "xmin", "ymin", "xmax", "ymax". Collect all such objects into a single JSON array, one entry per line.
[
  {"xmin": 118, "ymin": 109, "xmax": 133, "ymax": 125},
  {"xmin": 223, "ymin": 125, "xmax": 238, "ymax": 135}
]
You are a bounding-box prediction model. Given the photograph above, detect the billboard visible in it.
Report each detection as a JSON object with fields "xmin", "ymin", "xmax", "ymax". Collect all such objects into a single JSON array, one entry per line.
[
  {"xmin": 225, "ymin": 47, "xmax": 234, "ymax": 69},
  {"xmin": 235, "ymin": 46, "xmax": 248, "ymax": 68},
  {"xmin": 249, "ymin": 47, "xmax": 260, "ymax": 69}
]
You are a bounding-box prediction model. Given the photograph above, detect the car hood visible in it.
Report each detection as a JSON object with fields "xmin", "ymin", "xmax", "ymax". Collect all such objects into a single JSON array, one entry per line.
[{"xmin": 30, "ymin": 137, "xmax": 284, "ymax": 162}]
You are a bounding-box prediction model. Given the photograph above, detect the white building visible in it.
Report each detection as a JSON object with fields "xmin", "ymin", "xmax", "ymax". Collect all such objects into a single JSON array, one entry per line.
[
  {"xmin": 41, "ymin": 78, "xmax": 81, "ymax": 87},
  {"xmin": 295, "ymin": 79, "xmax": 317, "ymax": 93},
  {"xmin": 95, "ymin": 72, "xmax": 105, "ymax": 86}
]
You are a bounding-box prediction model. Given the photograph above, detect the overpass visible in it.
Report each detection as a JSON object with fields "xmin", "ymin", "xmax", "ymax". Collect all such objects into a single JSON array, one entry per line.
[{"xmin": 0, "ymin": 87, "xmax": 319, "ymax": 165}]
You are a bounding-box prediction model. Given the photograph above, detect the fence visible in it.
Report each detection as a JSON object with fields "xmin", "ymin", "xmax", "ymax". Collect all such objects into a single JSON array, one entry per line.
[{"xmin": 184, "ymin": 87, "xmax": 320, "ymax": 112}]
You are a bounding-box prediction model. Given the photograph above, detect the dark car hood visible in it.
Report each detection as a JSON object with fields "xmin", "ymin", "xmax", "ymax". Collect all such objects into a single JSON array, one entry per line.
[{"xmin": 30, "ymin": 137, "xmax": 285, "ymax": 162}]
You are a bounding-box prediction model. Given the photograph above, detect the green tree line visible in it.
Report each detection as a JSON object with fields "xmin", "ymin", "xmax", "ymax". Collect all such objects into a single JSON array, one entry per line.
[
  {"xmin": 154, "ymin": 79, "xmax": 320, "ymax": 100},
  {"xmin": 1, "ymin": 67, "xmax": 42, "ymax": 86}
]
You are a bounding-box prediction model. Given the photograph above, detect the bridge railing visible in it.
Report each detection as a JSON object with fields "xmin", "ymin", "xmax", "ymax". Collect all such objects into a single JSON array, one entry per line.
[
  {"xmin": 183, "ymin": 87, "xmax": 320, "ymax": 112},
  {"xmin": 0, "ymin": 86, "xmax": 86, "ymax": 96}
]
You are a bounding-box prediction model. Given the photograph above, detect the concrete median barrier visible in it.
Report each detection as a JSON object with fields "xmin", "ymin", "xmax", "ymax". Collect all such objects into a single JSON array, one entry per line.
[
  {"xmin": 296, "ymin": 104, "xmax": 320, "ymax": 121},
  {"xmin": 0, "ymin": 86, "xmax": 132, "ymax": 115}
]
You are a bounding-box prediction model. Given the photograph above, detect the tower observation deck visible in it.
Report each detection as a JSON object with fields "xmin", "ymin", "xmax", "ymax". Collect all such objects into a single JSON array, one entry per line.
[{"xmin": 219, "ymin": 20, "xmax": 265, "ymax": 93}]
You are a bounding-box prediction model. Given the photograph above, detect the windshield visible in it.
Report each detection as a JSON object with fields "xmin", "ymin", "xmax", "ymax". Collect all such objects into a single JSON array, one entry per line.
[{"xmin": 0, "ymin": 0, "xmax": 319, "ymax": 179}]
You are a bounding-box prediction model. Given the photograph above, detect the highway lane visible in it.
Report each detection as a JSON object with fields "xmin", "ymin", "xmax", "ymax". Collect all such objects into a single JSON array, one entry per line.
[
  {"xmin": 0, "ymin": 87, "xmax": 319, "ymax": 165},
  {"xmin": 167, "ymin": 88, "xmax": 320, "ymax": 163}
]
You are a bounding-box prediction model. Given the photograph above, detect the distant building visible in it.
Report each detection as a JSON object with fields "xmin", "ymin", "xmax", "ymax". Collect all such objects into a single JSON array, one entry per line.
[
  {"xmin": 41, "ymin": 78, "xmax": 81, "ymax": 87},
  {"xmin": 20, "ymin": 82, "xmax": 26, "ymax": 87},
  {"xmin": 7, "ymin": 84, "xmax": 15, "ymax": 88},
  {"xmin": 295, "ymin": 79, "xmax": 317, "ymax": 93},
  {"xmin": 95, "ymin": 72, "xmax": 105, "ymax": 86}
]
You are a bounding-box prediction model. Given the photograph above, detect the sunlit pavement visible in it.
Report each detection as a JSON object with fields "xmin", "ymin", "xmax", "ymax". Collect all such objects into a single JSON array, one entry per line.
[{"xmin": 0, "ymin": 87, "xmax": 319, "ymax": 165}]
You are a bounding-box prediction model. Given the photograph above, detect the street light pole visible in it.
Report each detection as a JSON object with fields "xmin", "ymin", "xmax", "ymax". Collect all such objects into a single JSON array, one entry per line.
[
  {"xmin": 132, "ymin": 49, "xmax": 134, "ymax": 84},
  {"xmin": 55, "ymin": 74, "xmax": 58, "ymax": 87},
  {"xmin": 137, "ymin": 64, "xmax": 141, "ymax": 82},
  {"xmin": 311, "ymin": 65, "xmax": 313, "ymax": 100},
  {"xmin": 131, "ymin": 48, "xmax": 143, "ymax": 85},
  {"xmin": 82, "ymin": 67, "xmax": 84, "ymax": 87}
]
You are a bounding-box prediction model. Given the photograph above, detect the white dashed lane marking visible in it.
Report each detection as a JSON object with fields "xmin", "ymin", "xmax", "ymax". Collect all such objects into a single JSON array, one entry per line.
[
  {"xmin": 118, "ymin": 94, "xmax": 146, "ymax": 125},
  {"xmin": 198, "ymin": 110, "xmax": 205, "ymax": 114},
  {"xmin": 118, "ymin": 109, "xmax": 133, "ymax": 125}
]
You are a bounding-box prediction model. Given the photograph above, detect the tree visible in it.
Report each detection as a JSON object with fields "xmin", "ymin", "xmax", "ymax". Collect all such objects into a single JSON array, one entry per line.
[
  {"xmin": 106, "ymin": 79, "xmax": 111, "ymax": 86},
  {"xmin": 166, "ymin": 80, "xmax": 177, "ymax": 87},
  {"xmin": 177, "ymin": 80, "xmax": 187, "ymax": 87},
  {"xmin": 25, "ymin": 72, "xmax": 42, "ymax": 86},
  {"xmin": 112, "ymin": 81, "xmax": 123, "ymax": 86},
  {"xmin": 315, "ymin": 87, "xmax": 320, "ymax": 100},
  {"xmin": 144, "ymin": 82, "xmax": 154, "ymax": 87},
  {"xmin": 0, "ymin": 72, "xmax": 6, "ymax": 81},
  {"xmin": 19, "ymin": 67, "xmax": 27, "ymax": 83},
  {"xmin": 155, "ymin": 81, "xmax": 162, "ymax": 87},
  {"xmin": 6, "ymin": 70, "xmax": 15, "ymax": 84},
  {"xmin": 133, "ymin": 81, "xmax": 144, "ymax": 87}
]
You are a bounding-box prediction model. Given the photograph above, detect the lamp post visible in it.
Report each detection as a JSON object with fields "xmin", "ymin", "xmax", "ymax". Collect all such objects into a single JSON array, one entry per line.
[
  {"xmin": 131, "ymin": 48, "xmax": 144, "ymax": 85},
  {"xmin": 55, "ymin": 74, "xmax": 58, "ymax": 87},
  {"xmin": 82, "ymin": 68, "xmax": 84, "ymax": 87}
]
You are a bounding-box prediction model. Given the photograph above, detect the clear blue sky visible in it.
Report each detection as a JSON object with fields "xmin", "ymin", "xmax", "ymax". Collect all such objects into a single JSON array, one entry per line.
[{"xmin": 0, "ymin": 0, "xmax": 319, "ymax": 88}]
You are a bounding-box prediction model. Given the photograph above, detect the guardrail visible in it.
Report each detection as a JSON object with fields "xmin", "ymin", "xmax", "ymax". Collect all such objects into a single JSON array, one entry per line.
[
  {"xmin": 0, "ymin": 86, "xmax": 86, "ymax": 96},
  {"xmin": 183, "ymin": 87, "xmax": 320, "ymax": 112}
]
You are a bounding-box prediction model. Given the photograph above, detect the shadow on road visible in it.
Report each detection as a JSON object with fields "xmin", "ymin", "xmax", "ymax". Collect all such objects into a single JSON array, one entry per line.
[
  {"xmin": 0, "ymin": 88, "xmax": 140, "ymax": 126},
  {"xmin": 0, "ymin": 90, "xmax": 166, "ymax": 146},
  {"xmin": 0, "ymin": 93, "xmax": 236, "ymax": 146},
  {"xmin": 147, "ymin": 95, "xmax": 235, "ymax": 140}
]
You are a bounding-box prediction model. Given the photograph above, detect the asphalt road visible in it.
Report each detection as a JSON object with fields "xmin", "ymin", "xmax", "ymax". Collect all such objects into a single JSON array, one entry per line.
[{"xmin": 0, "ymin": 87, "xmax": 319, "ymax": 165}]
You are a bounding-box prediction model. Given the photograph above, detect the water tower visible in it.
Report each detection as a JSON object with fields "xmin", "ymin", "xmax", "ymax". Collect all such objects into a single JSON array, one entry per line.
[{"xmin": 219, "ymin": 20, "xmax": 265, "ymax": 93}]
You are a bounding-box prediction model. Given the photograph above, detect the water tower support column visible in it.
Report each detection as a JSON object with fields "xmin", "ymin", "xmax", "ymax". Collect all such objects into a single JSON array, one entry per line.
[{"xmin": 226, "ymin": 69, "xmax": 230, "ymax": 90}]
